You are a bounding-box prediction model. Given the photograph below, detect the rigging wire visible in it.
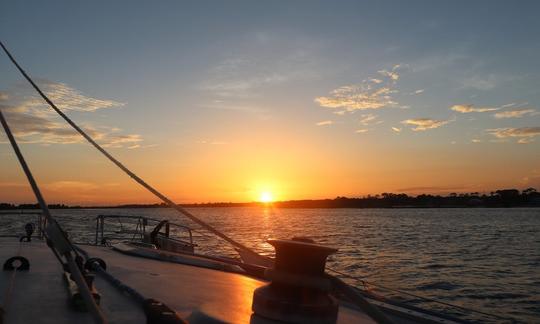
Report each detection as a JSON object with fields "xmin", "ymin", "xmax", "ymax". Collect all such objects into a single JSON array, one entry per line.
[
  {"xmin": 0, "ymin": 39, "xmax": 264, "ymax": 263},
  {"xmin": 327, "ymin": 268, "xmax": 512, "ymax": 322}
]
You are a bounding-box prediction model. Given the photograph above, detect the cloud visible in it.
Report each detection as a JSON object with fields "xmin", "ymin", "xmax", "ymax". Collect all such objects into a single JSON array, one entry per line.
[
  {"xmin": 518, "ymin": 138, "xmax": 534, "ymax": 144},
  {"xmin": 315, "ymin": 64, "xmax": 402, "ymax": 112},
  {"xmin": 200, "ymin": 101, "xmax": 266, "ymax": 115},
  {"xmin": 359, "ymin": 114, "xmax": 381, "ymax": 126},
  {"xmin": 315, "ymin": 86, "xmax": 396, "ymax": 111},
  {"xmin": 315, "ymin": 120, "xmax": 333, "ymax": 126},
  {"xmin": 412, "ymin": 89, "xmax": 424, "ymax": 95},
  {"xmin": 493, "ymin": 109, "xmax": 537, "ymax": 119},
  {"xmin": 377, "ymin": 66, "xmax": 400, "ymax": 81},
  {"xmin": 0, "ymin": 109, "xmax": 142, "ymax": 147},
  {"xmin": 355, "ymin": 129, "xmax": 368, "ymax": 134},
  {"xmin": 396, "ymin": 185, "xmax": 474, "ymax": 193},
  {"xmin": 0, "ymin": 182, "xmax": 27, "ymax": 188},
  {"xmin": 391, "ymin": 127, "xmax": 401, "ymax": 133},
  {"xmin": 45, "ymin": 181, "xmax": 100, "ymax": 191},
  {"xmin": 100, "ymin": 132, "xmax": 142, "ymax": 148},
  {"xmin": 486, "ymin": 127, "xmax": 540, "ymax": 143},
  {"xmin": 127, "ymin": 144, "xmax": 158, "ymax": 150},
  {"xmin": 40, "ymin": 180, "xmax": 122, "ymax": 202},
  {"xmin": 41, "ymin": 80, "xmax": 124, "ymax": 111},
  {"xmin": 450, "ymin": 104, "xmax": 499, "ymax": 113},
  {"xmin": 471, "ymin": 139, "xmax": 482, "ymax": 143},
  {"xmin": 401, "ymin": 118, "xmax": 453, "ymax": 131},
  {"xmin": 0, "ymin": 81, "xmax": 143, "ymax": 148},
  {"xmin": 197, "ymin": 140, "xmax": 229, "ymax": 145},
  {"xmin": 11, "ymin": 79, "xmax": 125, "ymax": 113}
]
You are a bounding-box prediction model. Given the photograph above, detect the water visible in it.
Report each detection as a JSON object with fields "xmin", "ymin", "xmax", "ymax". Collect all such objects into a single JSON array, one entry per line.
[{"xmin": 3, "ymin": 207, "xmax": 539, "ymax": 322}]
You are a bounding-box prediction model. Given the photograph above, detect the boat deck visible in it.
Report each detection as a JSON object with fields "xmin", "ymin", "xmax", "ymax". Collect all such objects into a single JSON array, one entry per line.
[{"xmin": 0, "ymin": 238, "xmax": 377, "ymax": 323}]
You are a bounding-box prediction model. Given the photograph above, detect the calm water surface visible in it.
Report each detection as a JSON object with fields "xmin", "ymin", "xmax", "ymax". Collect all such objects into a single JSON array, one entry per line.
[{"xmin": 4, "ymin": 207, "xmax": 538, "ymax": 323}]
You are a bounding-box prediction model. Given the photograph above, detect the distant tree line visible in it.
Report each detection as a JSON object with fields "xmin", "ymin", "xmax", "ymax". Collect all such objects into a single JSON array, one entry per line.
[
  {"xmin": 268, "ymin": 188, "xmax": 540, "ymax": 208},
  {"xmin": 0, "ymin": 203, "xmax": 74, "ymax": 210},
  {"xmin": 1, "ymin": 188, "xmax": 539, "ymax": 210}
]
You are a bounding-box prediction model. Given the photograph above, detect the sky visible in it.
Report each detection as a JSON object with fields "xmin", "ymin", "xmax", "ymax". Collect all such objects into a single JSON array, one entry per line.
[{"xmin": 1, "ymin": 1, "xmax": 539, "ymax": 205}]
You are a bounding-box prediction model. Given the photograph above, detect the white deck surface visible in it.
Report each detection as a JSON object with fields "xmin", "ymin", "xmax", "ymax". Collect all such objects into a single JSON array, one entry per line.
[{"xmin": 0, "ymin": 238, "xmax": 376, "ymax": 323}]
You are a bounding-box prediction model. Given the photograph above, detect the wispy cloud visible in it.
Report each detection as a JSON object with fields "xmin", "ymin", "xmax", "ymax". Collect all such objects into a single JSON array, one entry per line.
[
  {"xmin": 0, "ymin": 109, "xmax": 142, "ymax": 147},
  {"xmin": 391, "ymin": 127, "xmax": 401, "ymax": 133},
  {"xmin": 355, "ymin": 129, "xmax": 368, "ymax": 134},
  {"xmin": 315, "ymin": 64, "xmax": 402, "ymax": 112},
  {"xmin": 11, "ymin": 79, "xmax": 125, "ymax": 112},
  {"xmin": 486, "ymin": 127, "xmax": 540, "ymax": 143},
  {"xmin": 396, "ymin": 185, "xmax": 475, "ymax": 193},
  {"xmin": 203, "ymin": 35, "xmax": 322, "ymax": 100},
  {"xmin": 378, "ymin": 65, "xmax": 401, "ymax": 81},
  {"xmin": 198, "ymin": 140, "xmax": 229, "ymax": 145},
  {"xmin": 450, "ymin": 104, "xmax": 499, "ymax": 113},
  {"xmin": 493, "ymin": 109, "xmax": 537, "ymax": 119},
  {"xmin": 401, "ymin": 118, "xmax": 453, "ymax": 131},
  {"xmin": 412, "ymin": 89, "xmax": 424, "ymax": 95},
  {"xmin": 41, "ymin": 180, "xmax": 122, "ymax": 202},
  {"xmin": 358, "ymin": 113, "xmax": 381, "ymax": 126},
  {"xmin": 315, "ymin": 120, "xmax": 333, "ymax": 126},
  {"xmin": 0, "ymin": 80, "xmax": 143, "ymax": 148},
  {"xmin": 45, "ymin": 181, "xmax": 100, "ymax": 191}
]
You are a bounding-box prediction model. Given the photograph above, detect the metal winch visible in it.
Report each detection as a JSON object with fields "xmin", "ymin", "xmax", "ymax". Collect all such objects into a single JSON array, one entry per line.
[{"xmin": 252, "ymin": 238, "xmax": 338, "ymax": 324}]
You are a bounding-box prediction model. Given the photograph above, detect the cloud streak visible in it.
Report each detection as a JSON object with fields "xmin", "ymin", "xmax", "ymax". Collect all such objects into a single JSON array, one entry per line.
[
  {"xmin": 0, "ymin": 80, "xmax": 143, "ymax": 148},
  {"xmin": 486, "ymin": 127, "xmax": 540, "ymax": 143},
  {"xmin": 493, "ymin": 109, "xmax": 537, "ymax": 119},
  {"xmin": 401, "ymin": 118, "xmax": 453, "ymax": 131},
  {"xmin": 358, "ymin": 114, "xmax": 380, "ymax": 126},
  {"xmin": 315, "ymin": 120, "xmax": 333, "ymax": 126},
  {"xmin": 450, "ymin": 104, "xmax": 499, "ymax": 113},
  {"xmin": 315, "ymin": 65, "xmax": 402, "ymax": 112}
]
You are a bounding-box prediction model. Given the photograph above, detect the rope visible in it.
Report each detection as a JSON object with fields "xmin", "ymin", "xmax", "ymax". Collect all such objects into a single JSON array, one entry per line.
[
  {"xmin": 0, "ymin": 242, "xmax": 23, "ymax": 319},
  {"xmin": 74, "ymin": 246, "xmax": 146, "ymax": 304},
  {"xmin": 0, "ymin": 39, "xmax": 262, "ymax": 261}
]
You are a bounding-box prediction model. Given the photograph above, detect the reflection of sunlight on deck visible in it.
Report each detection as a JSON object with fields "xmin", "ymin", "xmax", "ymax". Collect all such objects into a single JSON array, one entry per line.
[{"xmin": 198, "ymin": 274, "xmax": 264, "ymax": 323}]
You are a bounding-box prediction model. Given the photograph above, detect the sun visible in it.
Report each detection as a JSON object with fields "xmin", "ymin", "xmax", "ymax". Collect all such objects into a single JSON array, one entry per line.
[{"xmin": 259, "ymin": 191, "xmax": 274, "ymax": 203}]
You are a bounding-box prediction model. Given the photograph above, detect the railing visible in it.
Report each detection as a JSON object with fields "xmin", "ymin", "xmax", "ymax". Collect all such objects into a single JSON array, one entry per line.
[
  {"xmin": 94, "ymin": 214, "xmax": 194, "ymax": 247},
  {"xmin": 0, "ymin": 210, "xmax": 45, "ymax": 239}
]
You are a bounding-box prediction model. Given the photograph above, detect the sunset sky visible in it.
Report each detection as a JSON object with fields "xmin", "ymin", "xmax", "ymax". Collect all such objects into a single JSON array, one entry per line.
[{"xmin": 1, "ymin": 1, "xmax": 539, "ymax": 205}]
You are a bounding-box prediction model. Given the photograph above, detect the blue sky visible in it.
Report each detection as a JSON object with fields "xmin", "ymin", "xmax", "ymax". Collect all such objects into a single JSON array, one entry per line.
[{"xmin": 1, "ymin": 1, "xmax": 539, "ymax": 204}]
